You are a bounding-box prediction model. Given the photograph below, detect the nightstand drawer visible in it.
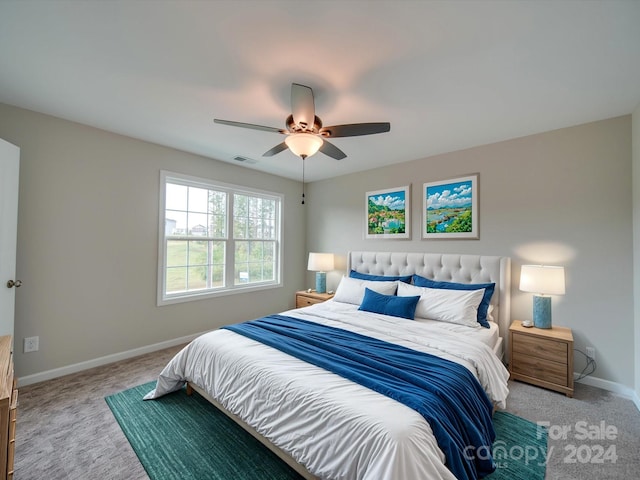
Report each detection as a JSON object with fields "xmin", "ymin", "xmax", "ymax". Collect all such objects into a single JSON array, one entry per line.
[
  {"xmin": 296, "ymin": 296, "xmax": 323, "ymax": 308},
  {"xmin": 512, "ymin": 333, "xmax": 567, "ymax": 362},
  {"xmin": 511, "ymin": 355, "xmax": 568, "ymax": 386}
]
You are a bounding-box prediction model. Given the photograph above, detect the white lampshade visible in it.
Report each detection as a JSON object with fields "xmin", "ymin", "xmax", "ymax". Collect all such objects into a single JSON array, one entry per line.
[
  {"xmin": 285, "ymin": 133, "xmax": 323, "ymax": 159},
  {"xmin": 307, "ymin": 252, "xmax": 335, "ymax": 272},
  {"xmin": 520, "ymin": 265, "xmax": 565, "ymax": 295}
]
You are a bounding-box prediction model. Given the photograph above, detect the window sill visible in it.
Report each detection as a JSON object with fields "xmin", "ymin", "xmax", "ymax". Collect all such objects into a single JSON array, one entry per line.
[{"xmin": 158, "ymin": 282, "xmax": 282, "ymax": 306}]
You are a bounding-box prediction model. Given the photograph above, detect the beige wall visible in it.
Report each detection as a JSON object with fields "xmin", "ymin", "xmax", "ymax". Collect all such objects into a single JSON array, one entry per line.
[
  {"xmin": 0, "ymin": 103, "xmax": 306, "ymax": 379},
  {"xmin": 306, "ymin": 116, "xmax": 633, "ymax": 388},
  {"xmin": 633, "ymin": 104, "xmax": 640, "ymax": 399}
]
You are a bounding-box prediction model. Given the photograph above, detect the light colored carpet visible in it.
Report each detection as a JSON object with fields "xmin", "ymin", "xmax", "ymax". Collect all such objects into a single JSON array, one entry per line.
[
  {"xmin": 14, "ymin": 345, "xmax": 183, "ymax": 480},
  {"xmin": 14, "ymin": 345, "xmax": 640, "ymax": 479},
  {"xmin": 506, "ymin": 380, "xmax": 640, "ymax": 479}
]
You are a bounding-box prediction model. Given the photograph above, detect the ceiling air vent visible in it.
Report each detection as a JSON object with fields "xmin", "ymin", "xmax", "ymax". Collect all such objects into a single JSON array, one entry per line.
[{"xmin": 233, "ymin": 156, "xmax": 258, "ymax": 164}]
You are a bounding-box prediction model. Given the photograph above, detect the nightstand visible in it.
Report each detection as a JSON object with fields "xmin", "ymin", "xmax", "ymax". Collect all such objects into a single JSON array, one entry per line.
[
  {"xmin": 295, "ymin": 290, "xmax": 334, "ymax": 308},
  {"xmin": 509, "ymin": 320, "xmax": 574, "ymax": 397}
]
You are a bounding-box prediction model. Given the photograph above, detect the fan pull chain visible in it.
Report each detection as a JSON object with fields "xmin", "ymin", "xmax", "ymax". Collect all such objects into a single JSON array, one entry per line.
[{"xmin": 301, "ymin": 156, "xmax": 306, "ymax": 205}]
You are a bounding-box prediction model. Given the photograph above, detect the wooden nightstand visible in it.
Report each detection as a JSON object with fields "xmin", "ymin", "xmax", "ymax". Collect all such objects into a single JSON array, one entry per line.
[
  {"xmin": 295, "ymin": 290, "xmax": 334, "ymax": 308},
  {"xmin": 509, "ymin": 320, "xmax": 574, "ymax": 397}
]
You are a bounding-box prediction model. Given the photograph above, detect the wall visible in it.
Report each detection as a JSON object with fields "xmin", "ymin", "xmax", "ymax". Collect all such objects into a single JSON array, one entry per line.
[
  {"xmin": 306, "ymin": 116, "xmax": 633, "ymax": 388},
  {"xmin": 633, "ymin": 103, "xmax": 640, "ymax": 400},
  {"xmin": 0, "ymin": 103, "xmax": 306, "ymax": 379}
]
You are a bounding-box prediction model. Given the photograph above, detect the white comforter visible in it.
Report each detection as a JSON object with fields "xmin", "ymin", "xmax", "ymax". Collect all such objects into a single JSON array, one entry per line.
[{"xmin": 145, "ymin": 301, "xmax": 510, "ymax": 480}]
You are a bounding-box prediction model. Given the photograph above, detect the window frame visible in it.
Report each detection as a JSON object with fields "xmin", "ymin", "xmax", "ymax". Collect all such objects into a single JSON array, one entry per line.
[{"xmin": 157, "ymin": 170, "xmax": 283, "ymax": 306}]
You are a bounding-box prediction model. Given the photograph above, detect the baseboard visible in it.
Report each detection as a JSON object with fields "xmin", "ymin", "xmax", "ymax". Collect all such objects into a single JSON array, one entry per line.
[
  {"xmin": 17, "ymin": 331, "xmax": 209, "ymax": 387},
  {"xmin": 631, "ymin": 390, "xmax": 640, "ymax": 412},
  {"xmin": 574, "ymin": 373, "xmax": 640, "ymax": 412}
]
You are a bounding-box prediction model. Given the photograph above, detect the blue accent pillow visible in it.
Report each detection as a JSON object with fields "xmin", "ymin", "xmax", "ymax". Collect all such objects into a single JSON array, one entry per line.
[
  {"xmin": 349, "ymin": 270, "xmax": 412, "ymax": 284},
  {"xmin": 358, "ymin": 288, "xmax": 420, "ymax": 320},
  {"xmin": 412, "ymin": 275, "xmax": 495, "ymax": 328}
]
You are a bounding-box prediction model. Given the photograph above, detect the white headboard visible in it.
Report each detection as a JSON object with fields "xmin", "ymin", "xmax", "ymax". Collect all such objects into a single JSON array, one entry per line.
[{"xmin": 347, "ymin": 251, "xmax": 512, "ymax": 350}]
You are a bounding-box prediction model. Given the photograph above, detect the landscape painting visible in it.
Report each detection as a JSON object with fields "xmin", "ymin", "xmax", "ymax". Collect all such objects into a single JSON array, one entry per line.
[
  {"xmin": 423, "ymin": 175, "xmax": 478, "ymax": 239},
  {"xmin": 366, "ymin": 186, "xmax": 410, "ymax": 239}
]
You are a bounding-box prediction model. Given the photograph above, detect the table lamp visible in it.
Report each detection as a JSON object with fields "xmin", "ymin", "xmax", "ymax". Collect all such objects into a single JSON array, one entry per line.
[
  {"xmin": 519, "ymin": 265, "xmax": 565, "ymax": 329},
  {"xmin": 307, "ymin": 252, "xmax": 334, "ymax": 294}
]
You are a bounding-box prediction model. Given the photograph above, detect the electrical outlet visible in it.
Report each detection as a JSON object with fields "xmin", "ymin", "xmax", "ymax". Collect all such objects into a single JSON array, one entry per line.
[
  {"xmin": 24, "ymin": 336, "xmax": 39, "ymax": 353},
  {"xmin": 586, "ymin": 346, "xmax": 596, "ymax": 361}
]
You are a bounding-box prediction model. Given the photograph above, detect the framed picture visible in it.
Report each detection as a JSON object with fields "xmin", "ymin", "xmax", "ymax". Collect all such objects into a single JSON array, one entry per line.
[
  {"xmin": 423, "ymin": 174, "xmax": 478, "ymax": 239},
  {"xmin": 366, "ymin": 186, "xmax": 410, "ymax": 239}
]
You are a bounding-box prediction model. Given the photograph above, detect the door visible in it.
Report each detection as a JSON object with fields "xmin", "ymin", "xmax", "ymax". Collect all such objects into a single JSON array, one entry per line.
[{"xmin": 0, "ymin": 138, "xmax": 20, "ymax": 337}]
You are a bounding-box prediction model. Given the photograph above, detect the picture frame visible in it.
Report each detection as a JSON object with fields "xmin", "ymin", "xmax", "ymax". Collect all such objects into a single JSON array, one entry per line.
[
  {"xmin": 366, "ymin": 185, "xmax": 410, "ymax": 239},
  {"xmin": 423, "ymin": 174, "xmax": 478, "ymax": 239}
]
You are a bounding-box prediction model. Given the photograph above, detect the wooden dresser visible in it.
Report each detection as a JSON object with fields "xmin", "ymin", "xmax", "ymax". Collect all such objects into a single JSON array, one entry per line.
[
  {"xmin": 0, "ymin": 336, "xmax": 17, "ymax": 480},
  {"xmin": 509, "ymin": 321, "xmax": 574, "ymax": 397}
]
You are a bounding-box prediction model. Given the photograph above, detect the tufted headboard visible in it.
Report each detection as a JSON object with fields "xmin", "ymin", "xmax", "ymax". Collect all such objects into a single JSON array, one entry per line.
[{"xmin": 347, "ymin": 251, "xmax": 512, "ymax": 354}]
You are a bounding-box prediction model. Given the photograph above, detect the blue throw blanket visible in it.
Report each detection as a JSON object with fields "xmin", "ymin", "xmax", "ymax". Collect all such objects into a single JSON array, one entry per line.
[{"xmin": 223, "ymin": 315, "xmax": 496, "ymax": 480}]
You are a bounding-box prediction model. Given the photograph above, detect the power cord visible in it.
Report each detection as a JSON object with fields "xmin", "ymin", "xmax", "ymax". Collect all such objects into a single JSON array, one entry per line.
[{"xmin": 574, "ymin": 348, "xmax": 597, "ymax": 380}]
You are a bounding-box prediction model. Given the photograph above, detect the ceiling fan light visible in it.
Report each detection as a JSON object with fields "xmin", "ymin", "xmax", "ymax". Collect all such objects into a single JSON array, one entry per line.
[{"xmin": 285, "ymin": 133, "xmax": 323, "ymax": 159}]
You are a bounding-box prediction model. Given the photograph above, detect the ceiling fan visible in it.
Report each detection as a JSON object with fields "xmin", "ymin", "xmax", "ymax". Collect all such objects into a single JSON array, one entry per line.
[{"xmin": 214, "ymin": 83, "xmax": 391, "ymax": 161}]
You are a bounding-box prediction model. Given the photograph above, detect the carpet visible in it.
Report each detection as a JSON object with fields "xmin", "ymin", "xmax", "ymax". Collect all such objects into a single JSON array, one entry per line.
[{"xmin": 106, "ymin": 382, "xmax": 547, "ymax": 480}]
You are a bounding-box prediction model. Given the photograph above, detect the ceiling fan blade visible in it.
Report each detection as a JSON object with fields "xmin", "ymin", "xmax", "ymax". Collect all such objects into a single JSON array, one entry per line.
[
  {"xmin": 290, "ymin": 83, "xmax": 315, "ymax": 129},
  {"xmin": 262, "ymin": 142, "xmax": 289, "ymax": 157},
  {"xmin": 214, "ymin": 119, "xmax": 286, "ymax": 134},
  {"xmin": 319, "ymin": 139, "xmax": 347, "ymax": 160},
  {"xmin": 319, "ymin": 122, "xmax": 390, "ymax": 138}
]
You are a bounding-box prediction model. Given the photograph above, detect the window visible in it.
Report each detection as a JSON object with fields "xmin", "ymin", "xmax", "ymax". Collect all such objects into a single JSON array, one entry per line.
[{"xmin": 158, "ymin": 171, "xmax": 282, "ymax": 305}]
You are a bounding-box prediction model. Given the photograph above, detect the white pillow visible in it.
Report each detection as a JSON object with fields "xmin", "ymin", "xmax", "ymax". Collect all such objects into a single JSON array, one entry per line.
[
  {"xmin": 397, "ymin": 282, "xmax": 484, "ymax": 327},
  {"xmin": 333, "ymin": 276, "xmax": 398, "ymax": 305},
  {"xmin": 487, "ymin": 304, "xmax": 495, "ymax": 323}
]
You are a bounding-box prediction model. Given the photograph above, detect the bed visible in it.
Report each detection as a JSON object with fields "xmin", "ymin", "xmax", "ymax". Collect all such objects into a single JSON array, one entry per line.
[{"xmin": 145, "ymin": 251, "xmax": 511, "ymax": 480}]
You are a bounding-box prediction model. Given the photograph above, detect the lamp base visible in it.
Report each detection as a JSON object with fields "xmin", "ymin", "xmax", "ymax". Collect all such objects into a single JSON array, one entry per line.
[
  {"xmin": 315, "ymin": 272, "xmax": 327, "ymax": 294},
  {"xmin": 532, "ymin": 295, "xmax": 552, "ymax": 329}
]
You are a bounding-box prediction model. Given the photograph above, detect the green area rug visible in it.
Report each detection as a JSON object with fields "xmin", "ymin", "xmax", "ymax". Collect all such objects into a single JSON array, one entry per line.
[
  {"xmin": 487, "ymin": 411, "xmax": 547, "ymax": 480},
  {"xmin": 106, "ymin": 382, "xmax": 547, "ymax": 480}
]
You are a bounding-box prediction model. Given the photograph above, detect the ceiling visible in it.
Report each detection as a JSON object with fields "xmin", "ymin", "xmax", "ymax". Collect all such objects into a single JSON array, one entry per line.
[{"xmin": 1, "ymin": 1, "xmax": 640, "ymax": 182}]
